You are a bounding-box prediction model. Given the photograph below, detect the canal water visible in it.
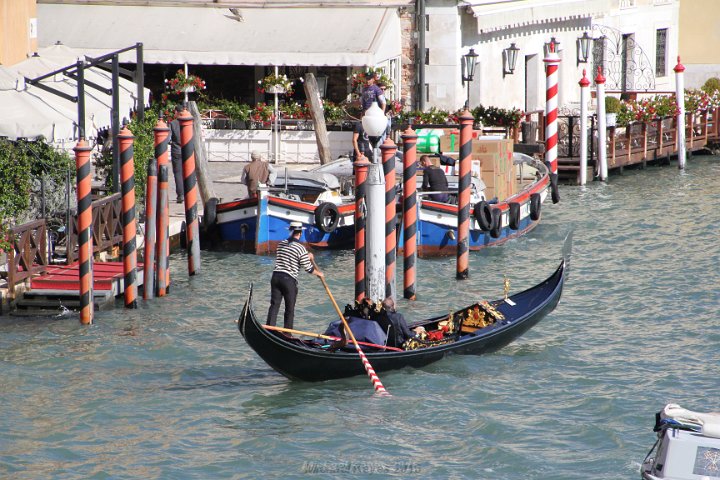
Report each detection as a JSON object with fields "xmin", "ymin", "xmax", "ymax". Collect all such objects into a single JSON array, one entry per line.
[{"xmin": 1, "ymin": 156, "xmax": 719, "ymax": 479}]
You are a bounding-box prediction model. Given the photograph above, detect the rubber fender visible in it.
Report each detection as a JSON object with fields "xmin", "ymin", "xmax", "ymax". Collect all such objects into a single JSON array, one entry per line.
[
  {"xmin": 489, "ymin": 207, "xmax": 502, "ymax": 238},
  {"xmin": 472, "ymin": 201, "xmax": 493, "ymax": 231},
  {"xmin": 314, "ymin": 202, "xmax": 340, "ymax": 233},
  {"xmin": 530, "ymin": 193, "xmax": 542, "ymax": 221},
  {"xmin": 508, "ymin": 202, "xmax": 520, "ymax": 230},
  {"xmin": 202, "ymin": 197, "xmax": 219, "ymax": 230}
]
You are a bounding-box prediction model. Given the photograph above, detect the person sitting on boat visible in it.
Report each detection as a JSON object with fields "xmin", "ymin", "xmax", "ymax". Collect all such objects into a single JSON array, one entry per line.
[
  {"xmin": 241, "ymin": 150, "xmax": 276, "ymax": 198},
  {"xmin": 419, "ymin": 155, "xmax": 449, "ymax": 203},
  {"xmin": 381, "ymin": 297, "xmax": 416, "ymax": 347},
  {"xmin": 266, "ymin": 222, "xmax": 324, "ymax": 331}
]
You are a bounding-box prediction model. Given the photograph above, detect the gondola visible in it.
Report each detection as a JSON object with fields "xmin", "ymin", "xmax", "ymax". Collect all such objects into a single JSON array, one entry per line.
[{"xmin": 237, "ymin": 258, "xmax": 567, "ymax": 382}]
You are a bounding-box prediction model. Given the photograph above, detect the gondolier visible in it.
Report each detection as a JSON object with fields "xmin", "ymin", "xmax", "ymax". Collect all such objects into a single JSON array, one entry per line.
[{"xmin": 266, "ymin": 221, "xmax": 324, "ymax": 330}]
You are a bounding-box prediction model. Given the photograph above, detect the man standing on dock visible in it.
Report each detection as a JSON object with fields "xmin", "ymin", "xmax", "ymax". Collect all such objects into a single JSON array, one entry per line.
[
  {"xmin": 266, "ymin": 222, "xmax": 324, "ymax": 331},
  {"xmin": 241, "ymin": 150, "xmax": 275, "ymax": 198}
]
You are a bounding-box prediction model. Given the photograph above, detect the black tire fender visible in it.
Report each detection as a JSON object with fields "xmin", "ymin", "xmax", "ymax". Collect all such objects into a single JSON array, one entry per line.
[
  {"xmin": 203, "ymin": 197, "xmax": 218, "ymax": 231},
  {"xmin": 489, "ymin": 207, "xmax": 502, "ymax": 238},
  {"xmin": 508, "ymin": 202, "xmax": 520, "ymax": 230},
  {"xmin": 314, "ymin": 202, "xmax": 340, "ymax": 233},
  {"xmin": 550, "ymin": 173, "xmax": 560, "ymax": 204},
  {"xmin": 530, "ymin": 193, "xmax": 542, "ymax": 221},
  {"xmin": 472, "ymin": 201, "xmax": 493, "ymax": 231}
]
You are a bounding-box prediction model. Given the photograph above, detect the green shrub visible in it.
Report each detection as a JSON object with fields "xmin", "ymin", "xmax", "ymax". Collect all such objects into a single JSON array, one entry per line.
[
  {"xmin": 701, "ymin": 77, "xmax": 720, "ymax": 95},
  {"xmin": 605, "ymin": 96, "xmax": 622, "ymax": 114}
]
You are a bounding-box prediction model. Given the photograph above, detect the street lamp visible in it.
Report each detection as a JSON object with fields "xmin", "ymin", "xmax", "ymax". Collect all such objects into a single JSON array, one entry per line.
[
  {"xmin": 461, "ymin": 48, "xmax": 478, "ymax": 109},
  {"xmin": 544, "ymin": 37, "xmax": 561, "ymax": 57},
  {"xmin": 577, "ymin": 31, "xmax": 591, "ymax": 65},
  {"xmin": 361, "ymin": 102, "xmax": 388, "ymax": 162},
  {"xmin": 503, "ymin": 43, "xmax": 520, "ymax": 77}
]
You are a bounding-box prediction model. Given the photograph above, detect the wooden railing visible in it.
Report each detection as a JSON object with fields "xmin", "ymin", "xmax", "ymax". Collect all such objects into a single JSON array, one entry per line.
[
  {"xmin": 67, "ymin": 193, "xmax": 123, "ymax": 264},
  {"xmin": 7, "ymin": 219, "xmax": 48, "ymax": 297}
]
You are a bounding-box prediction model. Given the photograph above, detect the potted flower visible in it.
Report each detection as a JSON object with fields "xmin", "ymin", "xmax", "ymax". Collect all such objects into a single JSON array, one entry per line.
[
  {"xmin": 164, "ymin": 69, "xmax": 206, "ymax": 98},
  {"xmin": 258, "ymin": 73, "xmax": 294, "ymax": 95},
  {"xmin": 250, "ymin": 103, "xmax": 274, "ymax": 128},
  {"xmin": 323, "ymin": 100, "xmax": 345, "ymax": 124}
]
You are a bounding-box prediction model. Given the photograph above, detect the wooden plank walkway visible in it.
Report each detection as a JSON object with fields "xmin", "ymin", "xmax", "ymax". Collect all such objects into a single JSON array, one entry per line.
[{"xmin": 30, "ymin": 261, "xmax": 144, "ymax": 295}]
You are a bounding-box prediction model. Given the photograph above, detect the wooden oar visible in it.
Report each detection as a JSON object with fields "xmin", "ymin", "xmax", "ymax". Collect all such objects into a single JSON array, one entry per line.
[
  {"xmin": 262, "ymin": 324, "xmax": 403, "ymax": 352},
  {"xmin": 317, "ymin": 274, "xmax": 391, "ymax": 396}
]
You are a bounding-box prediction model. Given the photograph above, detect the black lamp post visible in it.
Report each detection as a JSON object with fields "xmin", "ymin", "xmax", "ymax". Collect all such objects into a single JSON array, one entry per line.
[
  {"xmin": 503, "ymin": 43, "xmax": 520, "ymax": 77},
  {"xmin": 461, "ymin": 48, "xmax": 478, "ymax": 109},
  {"xmin": 577, "ymin": 31, "xmax": 591, "ymax": 65}
]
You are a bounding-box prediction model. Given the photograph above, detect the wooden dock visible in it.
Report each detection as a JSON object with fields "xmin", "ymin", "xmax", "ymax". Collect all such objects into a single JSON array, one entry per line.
[{"xmin": 555, "ymin": 109, "xmax": 720, "ymax": 183}]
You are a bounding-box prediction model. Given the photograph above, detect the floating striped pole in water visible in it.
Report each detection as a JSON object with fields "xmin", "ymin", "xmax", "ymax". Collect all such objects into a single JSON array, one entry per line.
[
  {"xmin": 118, "ymin": 127, "xmax": 138, "ymax": 308},
  {"xmin": 154, "ymin": 119, "xmax": 170, "ymax": 297},
  {"xmin": 381, "ymin": 138, "xmax": 397, "ymax": 300},
  {"xmin": 674, "ymin": 57, "xmax": 686, "ymax": 170},
  {"xmin": 353, "ymin": 158, "xmax": 370, "ymax": 302},
  {"xmin": 401, "ymin": 127, "xmax": 418, "ymax": 300},
  {"xmin": 456, "ymin": 110, "xmax": 474, "ymax": 280},
  {"xmin": 179, "ymin": 109, "xmax": 200, "ymax": 275},
  {"xmin": 143, "ymin": 152, "xmax": 158, "ymax": 300},
  {"xmin": 579, "ymin": 69, "xmax": 590, "ymax": 186},
  {"xmin": 544, "ymin": 42, "xmax": 561, "ymax": 203},
  {"xmin": 595, "ymin": 67, "xmax": 608, "ymax": 182},
  {"xmin": 74, "ymin": 139, "xmax": 94, "ymax": 324}
]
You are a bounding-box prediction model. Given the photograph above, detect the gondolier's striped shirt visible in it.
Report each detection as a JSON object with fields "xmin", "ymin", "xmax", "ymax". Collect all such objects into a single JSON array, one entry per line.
[{"xmin": 273, "ymin": 238, "xmax": 314, "ymax": 280}]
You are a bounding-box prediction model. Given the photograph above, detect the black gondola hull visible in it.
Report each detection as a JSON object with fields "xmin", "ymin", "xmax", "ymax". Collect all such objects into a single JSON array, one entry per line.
[{"xmin": 238, "ymin": 260, "xmax": 566, "ymax": 382}]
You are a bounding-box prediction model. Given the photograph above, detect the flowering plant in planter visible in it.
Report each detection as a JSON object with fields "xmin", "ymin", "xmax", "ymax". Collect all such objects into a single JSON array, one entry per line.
[
  {"xmin": 322, "ymin": 100, "xmax": 345, "ymax": 123},
  {"xmin": 251, "ymin": 103, "xmax": 274, "ymax": 122},
  {"xmin": 163, "ymin": 69, "xmax": 206, "ymax": 98},
  {"xmin": 258, "ymin": 74, "xmax": 294, "ymax": 95},
  {"xmin": 280, "ymin": 102, "xmax": 308, "ymax": 119}
]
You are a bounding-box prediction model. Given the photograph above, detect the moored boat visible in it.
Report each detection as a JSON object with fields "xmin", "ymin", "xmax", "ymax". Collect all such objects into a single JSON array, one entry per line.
[
  {"xmin": 641, "ymin": 404, "xmax": 720, "ymax": 480},
  {"xmin": 237, "ymin": 257, "xmax": 567, "ymax": 382},
  {"xmin": 210, "ymin": 170, "xmax": 355, "ymax": 254}
]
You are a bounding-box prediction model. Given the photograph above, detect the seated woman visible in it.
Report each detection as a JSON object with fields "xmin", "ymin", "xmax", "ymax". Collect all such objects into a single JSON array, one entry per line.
[{"xmin": 381, "ymin": 297, "xmax": 416, "ymax": 347}]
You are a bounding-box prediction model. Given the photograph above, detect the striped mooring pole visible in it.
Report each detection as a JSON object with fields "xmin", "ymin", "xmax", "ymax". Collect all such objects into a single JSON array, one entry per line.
[
  {"xmin": 179, "ymin": 109, "xmax": 201, "ymax": 276},
  {"xmin": 74, "ymin": 138, "xmax": 94, "ymax": 324},
  {"xmin": 578, "ymin": 69, "xmax": 590, "ymax": 186},
  {"xmin": 401, "ymin": 127, "xmax": 418, "ymax": 300},
  {"xmin": 118, "ymin": 127, "xmax": 138, "ymax": 308},
  {"xmin": 381, "ymin": 138, "xmax": 397, "ymax": 300},
  {"xmin": 353, "ymin": 157, "xmax": 370, "ymax": 302},
  {"xmin": 154, "ymin": 119, "xmax": 171, "ymax": 297},
  {"xmin": 456, "ymin": 110, "xmax": 474, "ymax": 280},
  {"xmin": 595, "ymin": 67, "xmax": 608, "ymax": 182},
  {"xmin": 674, "ymin": 56, "xmax": 686, "ymax": 170},
  {"xmin": 544, "ymin": 42, "xmax": 561, "ymax": 203},
  {"xmin": 143, "ymin": 153, "xmax": 158, "ymax": 300}
]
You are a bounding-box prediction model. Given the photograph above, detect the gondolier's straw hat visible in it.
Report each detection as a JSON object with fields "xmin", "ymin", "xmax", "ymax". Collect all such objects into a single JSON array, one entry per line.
[{"xmin": 289, "ymin": 221, "xmax": 305, "ymax": 231}]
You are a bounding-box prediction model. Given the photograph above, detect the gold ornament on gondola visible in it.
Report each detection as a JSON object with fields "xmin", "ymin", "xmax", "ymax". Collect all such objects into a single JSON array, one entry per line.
[{"xmin": 503, "ymin": 275, "xmax": 510, "ymax": 300}]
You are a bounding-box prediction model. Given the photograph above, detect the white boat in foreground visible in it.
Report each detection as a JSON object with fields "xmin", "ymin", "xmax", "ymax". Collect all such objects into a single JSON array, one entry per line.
[{"xmin": 641, "ymin": 404, "xmax": 720, "ymax": 479}]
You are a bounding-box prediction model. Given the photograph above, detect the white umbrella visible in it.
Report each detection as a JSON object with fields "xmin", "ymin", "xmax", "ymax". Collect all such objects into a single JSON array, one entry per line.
[{"xmin": 0, "ymin": 67, "xmax": 77, "ymax": 141}]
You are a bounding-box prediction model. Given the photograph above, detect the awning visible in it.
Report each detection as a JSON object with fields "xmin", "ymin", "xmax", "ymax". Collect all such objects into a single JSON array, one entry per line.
[
  {"xmin": 38, "ymin": 4, "xmax": 402, "ymax": 66},
  {"xmin": 466, "ymin": 0, "xmax": 610, "ymax": 34}
]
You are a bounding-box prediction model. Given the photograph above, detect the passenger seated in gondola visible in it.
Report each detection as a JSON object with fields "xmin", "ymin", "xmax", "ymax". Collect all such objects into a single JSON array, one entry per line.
[{"xmin": 380, "ymin": 297, "xmax": 416, "ymax": 347}]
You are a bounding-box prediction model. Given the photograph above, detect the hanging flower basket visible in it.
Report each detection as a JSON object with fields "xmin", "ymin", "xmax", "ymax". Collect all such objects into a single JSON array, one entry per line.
[{"xmin": 258, "ymin": 74, "xmax": 294, "ymax": 95}]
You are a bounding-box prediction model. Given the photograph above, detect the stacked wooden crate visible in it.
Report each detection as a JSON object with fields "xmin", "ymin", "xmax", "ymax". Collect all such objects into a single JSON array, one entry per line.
[{"xmin": 473, "ymin": 139, "xmax": 515, "ymax": 201}]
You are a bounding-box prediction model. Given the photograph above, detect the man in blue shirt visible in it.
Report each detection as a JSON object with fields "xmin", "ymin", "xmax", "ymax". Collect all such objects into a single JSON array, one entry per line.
[{"xmin": 360, "ymin": 72, "xmax": 386, "ymax": 113}]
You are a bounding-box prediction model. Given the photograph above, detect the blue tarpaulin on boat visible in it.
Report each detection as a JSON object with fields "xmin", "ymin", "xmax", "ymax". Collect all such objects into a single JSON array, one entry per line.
[{"xmin": 324, "ymin": 316, "xmax": 387, "ymax": 348}]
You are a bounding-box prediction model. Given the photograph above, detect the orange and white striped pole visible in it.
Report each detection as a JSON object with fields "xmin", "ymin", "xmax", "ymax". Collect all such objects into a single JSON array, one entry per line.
[
  {"xmin": 74, "ymin": 139, "xmax": 94, "ymax": 324},
  {"xmin": 118, "ymin": 127, "xmax": 138, "ymax": 308},
  {"xmin": 380, "ymin": 138, "xmax": 397, "ymax": 300},
  {"xmin": 456, "ymin": 110, "xmax": 474, "ymax": 280},
  {"xmin": 353, "ymin": 157, "xmax": 370, "ymax": 302},
  {"xmin": 143, "ymin": 152, "xmax": 157, "ymax": 300},
  {"xmin": 401, "ymin": 127, "xmax": 418, "ymax": 300},
  {"xmin": 544, "ymin": 42, "xmax": 561, "ymax": 203},
  {"xmin": 179, "ymin": 109, "xmax": 200, "ymax": 275},
  {"xmin": 154, "ymin": 119, "xmax": 170, "ymax": 297}
]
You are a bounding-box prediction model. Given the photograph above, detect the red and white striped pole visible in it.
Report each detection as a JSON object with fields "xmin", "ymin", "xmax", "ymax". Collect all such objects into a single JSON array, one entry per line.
[
  {"xmin": 674, "ymin": 56, "xmax": 686, "ymax": 170},
  {"xmin": 579, "ymin": 69, "xmax": 590, "ymax": 186},
  {"xmin": 544, "ymin": 42, "xmax": 561, "ymax": 203},
  {"xmin": 595, "ymin": 67, "xmax": 608, "ymax": 181}
]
